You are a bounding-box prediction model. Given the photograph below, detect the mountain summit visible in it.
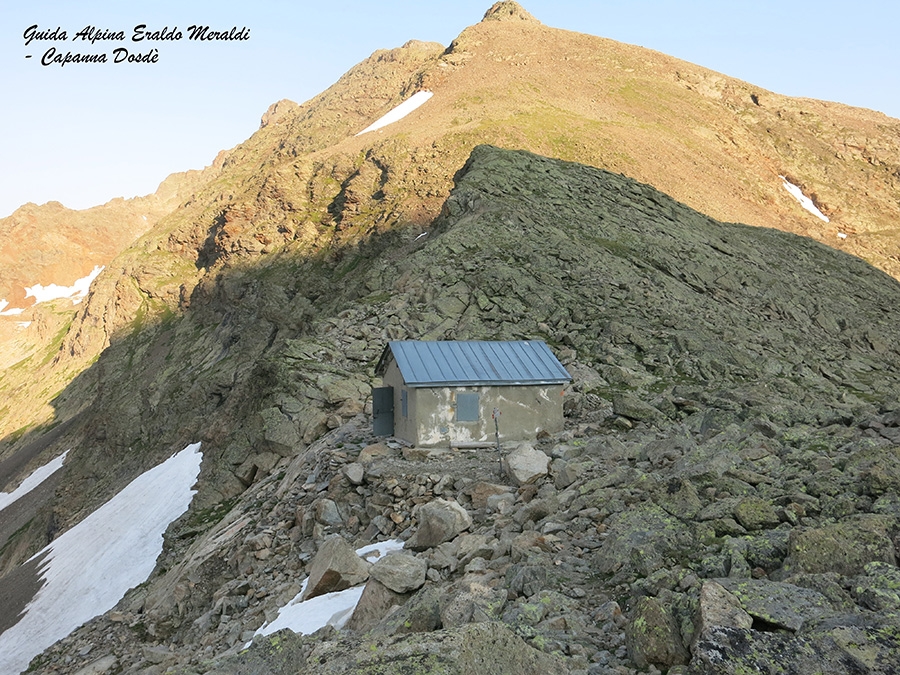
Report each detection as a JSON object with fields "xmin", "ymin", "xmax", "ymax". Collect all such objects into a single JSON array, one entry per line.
[
  {"xmin": 482, "ymin": 1, "xmax": 540, "ymax": 23},
  {"xmin": 1, "ymin": 4, "xmax": 899, "ymax": 674}
]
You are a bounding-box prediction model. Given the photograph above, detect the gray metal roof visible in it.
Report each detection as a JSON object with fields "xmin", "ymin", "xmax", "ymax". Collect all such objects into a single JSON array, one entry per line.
[{"xmin": 377, "ymin": 340, "xmax": 572, "ymax": 387}]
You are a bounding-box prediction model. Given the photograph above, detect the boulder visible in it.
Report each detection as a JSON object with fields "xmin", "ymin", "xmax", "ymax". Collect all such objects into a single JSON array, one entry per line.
[
  {"xmin": 370, "ymin": 585, "xmax": 444, "ymax": 636},
  {"xmin": 369, "ymin": 553, "xmax": 427, "ymax": 594},
  {"xmin": 783, "ymin": 515, "xmax": 897, "ymax": 576},
  {"xmin": 733, "ymin": 497, "xmax": 780, "ymax": 531},
  {"xmin": 463, "ymin": 481, "xmax": 512, "ymax": 509},
  {"xmin": 407, "ymin": 499, "xmax": 472, "ymax": 551},
  {"xmin": 693, "ymin": 580, "xmax": 753, "ymax": 649},
  {"xmin": 302, "ymin": 535, "xmax": 370, "ymax": 601},
  {"xmin": 358, "ymin": 442, "xmax": 393, "ymax": 464},
  {"xmin": 345, "ymin": 578, "xmax": 408, "ymax": 633},
  {"xmin": 593, "ymin": 502, "xmax": 694, "ymax": 577},
  {"xmin": 343, "ymin": 462, "xmax": 365, "ymax": 485},
  {"xmin": 625, "ymin": 596, "xmax": 689, "ymax": 668},
  {"xmin": 716, "ymin": 578, "xmax": 836, "ymax": 631},
  {"xmin": 502, "ymin": 443, "xmax": 550, "ymax": 486},
  {"xmin": 440, "ymin": 581, "xmax": 507, "ymax": 628}
]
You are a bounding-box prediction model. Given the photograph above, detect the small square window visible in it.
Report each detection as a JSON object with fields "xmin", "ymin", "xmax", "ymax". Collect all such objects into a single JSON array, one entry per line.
[{"xmin": 456, "ymin": 392, "xmax": 480, "ymax": 422}]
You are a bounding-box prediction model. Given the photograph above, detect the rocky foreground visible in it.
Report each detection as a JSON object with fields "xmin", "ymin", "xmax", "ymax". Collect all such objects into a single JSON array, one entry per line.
[
  {"xmin": 19, "ymin": 147, "xmax": 900, "ymax": 674},
  {"xmin": 30, "ymin": 404, "xmax": 900, "ymax": 675}
]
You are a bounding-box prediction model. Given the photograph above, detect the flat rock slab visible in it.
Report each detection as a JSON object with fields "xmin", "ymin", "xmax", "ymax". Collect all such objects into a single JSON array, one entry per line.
[{"xmin": 717, "ymin": 578, "xmax": 836, "ymax": 631}]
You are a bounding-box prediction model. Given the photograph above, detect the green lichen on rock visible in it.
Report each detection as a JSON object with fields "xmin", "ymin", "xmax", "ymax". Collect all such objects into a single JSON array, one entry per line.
[{"xmin": 783, "ymin": 515, "xmax": 897, "ymax": 576}]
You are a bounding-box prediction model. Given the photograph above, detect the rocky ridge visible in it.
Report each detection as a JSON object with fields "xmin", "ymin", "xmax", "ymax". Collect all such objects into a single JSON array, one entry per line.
[{"xmin": 13, "ymin": 145, "xmax": 900, "ymax": 674}]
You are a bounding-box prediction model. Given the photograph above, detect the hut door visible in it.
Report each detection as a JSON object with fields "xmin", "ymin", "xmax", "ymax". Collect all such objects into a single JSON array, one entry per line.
[{"xmin": 372, "ymin": 386, "xmax": 394, "ymax": 436}]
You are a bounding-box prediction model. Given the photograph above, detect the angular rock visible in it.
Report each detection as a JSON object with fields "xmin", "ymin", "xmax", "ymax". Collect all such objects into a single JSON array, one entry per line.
[
  {"xmin": 693, "ymin": 622, "xmax": 900, "ymax": 675},
  {"xmin": 654, "ymin": 476, "xmax": 702, "ymax": 520},
  {"xmin": 463, "ymin": 481, "xmax": 512, "ymax": 509},
  {"xmin": 259, "ymin": 406, "xmax": 302, "ymax": 455},
  {"xmin": 613, "ymin": 393, "xmax": 663, "ymax": 422},
  {"xmin": 502, "ymin": 442, "xmax": 550, "ymax": 486},
  {"xmin": 345, "ymin": 578, "xmax": 408, "ymax": 633},
  {"xmin": 314, "ymin": 498, "xmax": 343, "ymax": 526},
  {"xmin": 852, "ymin": 561, "xmax": 900, "ymax": 612},
  {"xmin": 694, "ymin": 580, "xmax": 753, "ymax": 649},
  {"xmin": 593, "ymin": 502, "xmax": 694, "ymax": 577},
  {"xmin": 716, "ymin": 578, "xmax": 836, "ymax": 631},
  {"xmin": 733, "ymin": 497, "xmax": 780, "ymax": 531},
  {"xmin": 258, "ymin": 621, "xmax": 569, "ymax": 674},
  {"xmin": 369, "ymin": 553, "xmax": 427, "ymax": 594},
  {"xmin": 456, "ymin": 533, "xmax": 495, "ymax": 566},
  {"xmin": 440, "ymin": 581, "xmax": 507, "ymax": 628},
  {"xmin": 302, "ymin": 535, "xmax": 370, "ymax": 600},
  {"xmin": 358, "ymin": 442, "xmax": 393, "ymax": 464},
  {"xmin": 505, "ymin": 563, "xmax": 547, "ymax": 598},
  {"xmin": 370, "ymin": 585, "xmax": 444, "ymax": 636},
  {"xmin": 407, "ymin": 498, "xmax": 472, "ymax": 551},
  {"xmin": 625, "ymin": 596, "xmax": 689, "ymax": 668},
  {"xmin": 783, "ymin": 515, "xmax": 897, "ymax": 576},
  {"xmin": 343, "ymin": 462, "xmax": 365, "ymax": 485}
]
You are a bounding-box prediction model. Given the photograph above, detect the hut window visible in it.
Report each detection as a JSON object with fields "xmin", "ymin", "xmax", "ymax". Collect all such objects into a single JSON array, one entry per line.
[
  {"xmin": 401, "ymin": 389, "xmax": 408, "ymax": 418},
  {"xmin": 456, "ymin": 392, "xmax": 479, "ymax": 422}
]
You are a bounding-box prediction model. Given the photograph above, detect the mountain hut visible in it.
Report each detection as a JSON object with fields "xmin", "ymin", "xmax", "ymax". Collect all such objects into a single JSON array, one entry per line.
[{"xmin": 373, "ymin": 340, "xmax": 571, "ymax": 447}]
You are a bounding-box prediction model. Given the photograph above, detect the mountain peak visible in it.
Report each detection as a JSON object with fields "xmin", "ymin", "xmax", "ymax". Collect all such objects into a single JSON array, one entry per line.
[{"xmin": 482, "ymin": 1, "xmax": 540, "ymax": 24}]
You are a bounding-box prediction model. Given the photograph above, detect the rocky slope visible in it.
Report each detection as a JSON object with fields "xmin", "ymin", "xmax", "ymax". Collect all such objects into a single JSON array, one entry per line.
[
  {"xmin": 0, "ymin": 2, "xmax": 899, "ymax": 673},
  {"xmin": 10, "ymin": 144, "xmax": 900, "ymax": 674},
  {"xmin": 0, "ymin": 163, "xmax": 220, "ymax": 428}
]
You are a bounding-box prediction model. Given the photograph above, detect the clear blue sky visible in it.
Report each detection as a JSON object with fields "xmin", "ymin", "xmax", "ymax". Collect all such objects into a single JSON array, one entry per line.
[{"xmin": 2, "ymin": 1, "xmax": 897, "ymax": 218}]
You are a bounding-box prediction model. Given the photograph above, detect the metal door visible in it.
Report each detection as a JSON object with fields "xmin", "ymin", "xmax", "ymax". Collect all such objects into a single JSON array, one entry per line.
[{"xmin": 372, "ymin": 386, "xmax": 394, "ymax": 436}]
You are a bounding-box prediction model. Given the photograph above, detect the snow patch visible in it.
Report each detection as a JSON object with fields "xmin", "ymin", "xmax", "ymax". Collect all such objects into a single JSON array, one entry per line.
[
  {"xmin": 837, "ymin": 232, "xmax": 848, "ymax": 239},
  {"xmin": 24, "ymin": 265, "xmax": 104, "ymax": 305},
  {"xmin": 780, "ymin": 177, "xmax": 830, "ymax": 222},
  {"xmin": 0, "ymin": 299, "xmax": 24, "ymax": 316},
  {"xmin": 356, "ymin": 91, "xmax": 433, "ymax": 135},
  {"xmin": 15, "ymin": 321, "xmax": 32, "ymax": 329},
  {"xmin": 0, "ymin": 443, "xmax": 202, "ymax": 675},
  {"xmin": 249, "ymin": 539, "xmax": 404, "ymax": 645},
  {"xmin": 0, "ymin": 450, "xmax": 69, "ymax": 514}
]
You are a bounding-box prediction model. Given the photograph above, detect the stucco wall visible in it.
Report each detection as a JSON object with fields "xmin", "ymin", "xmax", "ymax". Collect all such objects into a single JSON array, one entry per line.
[{"xmin": 412, "ymin": 384, "xmax": 564, "ymax": 446}]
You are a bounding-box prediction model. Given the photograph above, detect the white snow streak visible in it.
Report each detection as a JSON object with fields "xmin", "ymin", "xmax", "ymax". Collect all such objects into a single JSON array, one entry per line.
[
  {"xmin": 780, "ymin": 177, "xmax": 830, "ymax": 222},
  {"xmin": 0, "ymin": 443, "xmax": 202, "ymax": 675},
  {"xmin": 356, "ymin": 91, "xmax": 433, "ymax": 135},
  {"xmin": 0, "ymin": 451, "xmax": 69, "ymax": 514},
  {"xmin": 24, "ymin": 265, "xmax": 104, "ymax": 305},
  {"xmin": 249, "ymin": 539, "xmax": 404, "ymax": 644},
  {"xmin": 0, "ymin": 299, "xmax": 24, "ymax": 316},
  {"xmin": 15, "ymin": 321, "xmax": 31, "ymax": 329}
]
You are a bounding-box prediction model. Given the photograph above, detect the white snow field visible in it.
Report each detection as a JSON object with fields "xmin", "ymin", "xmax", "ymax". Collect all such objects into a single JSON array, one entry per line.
[
  {"xmin": 0, "ymin": 266, "xmax": 105, "ymax": 316},
  {"xmin": 780, "ymin": 177, "xmax": 830, "ymax": 222},
  {"xmin": 0, "ymin": 450, "xmax": 69, "ymax": 514},
  {"xmin": 249, "ymin": 539, "xmax": 405, "ymax": 643},
  {"xmin": 24, "ymin": 265, "xmax": 104, "ymax": 305},
  {"xmin": 355, "ymin": 90, "xmax": 433, "ymax": 135},
  {"xmin": 0, "ymin": 443, "xmax": 203, "ymax": 675}
]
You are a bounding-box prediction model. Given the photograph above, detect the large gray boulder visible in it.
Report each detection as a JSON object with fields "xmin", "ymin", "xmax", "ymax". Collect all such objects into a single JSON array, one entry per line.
[
  {"xmin": 407, "ymin": 498, "xmax": 472, "ymax": 551},
  {"xmin": 625, "ymin": 596, "xmax": 689, "ymax": 668},
  {"xmin": 302, "ymin": 535, "xmax": 370, "ymax": 600},
  {"xmin": 502, "ymin": 442, "xmax": 550, "ymax": 486},
  {"xmin": 369, "ymin": 552, "xmax": 428, "ymax": 594}
]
